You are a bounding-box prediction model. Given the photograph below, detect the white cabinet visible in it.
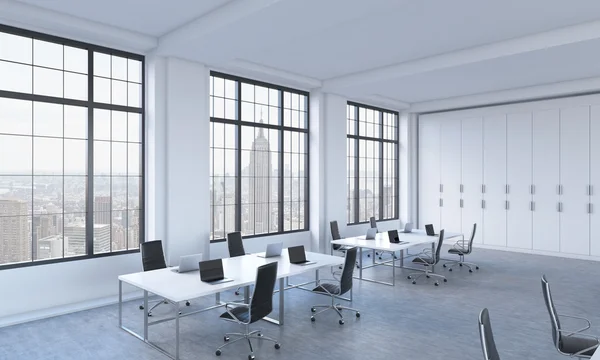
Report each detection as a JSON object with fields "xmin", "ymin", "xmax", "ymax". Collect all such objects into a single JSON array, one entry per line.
[
  {"xmin": 482, "ymin": 115, "xmax": 507, "ymax": 247},
  {"xmin": 559, "ymin": 106, "xmax": 590, "ymax": 255},
  {"xmin": 440, "ymin": 119, "xmax": 462, "ymax": 233},
  {"xmin": 532, "ymin": 109, "xmax": 560, "ymax": 252},
  {"xmin": 590, "ymin": 106, "xmax": 600, "ymax": 256},
  {"xmin": 461, "ymin": 117, "xmax": 483, "ymax": 243},
  {"xmin": 418, "ymin": 120, "xmax": 441, "ymax": 229},
  {"xmin": 506, "ymin": 112, "xmax": 533, "ymax": 249}
]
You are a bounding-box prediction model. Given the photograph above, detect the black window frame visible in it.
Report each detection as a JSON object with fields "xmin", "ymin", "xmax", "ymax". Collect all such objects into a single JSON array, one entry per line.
[
  {"xmin": 209, "ymin": 71, "xmax": 310, "ymax": 243},
  {"xmin": 0, "ymin": 24, "xmax": 145, "ymax": 270},
  {"xmin": 347, "ymin": 101, "xmax": 399, "ymax": 225}
]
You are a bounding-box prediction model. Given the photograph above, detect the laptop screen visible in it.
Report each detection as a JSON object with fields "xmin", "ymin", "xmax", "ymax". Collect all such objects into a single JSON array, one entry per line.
[
  {"xmin": 425, "ymin": 224, "xmax": 435, "ymax": 236},
  {"xmin": 388, "ymin": 230, "xmax": 399, "ymax": 243},
  {"xmin": 288, "ymin": 245, "xmax": 306, "ymax": 263},
  {"xmin": 199, "ymin": 259, "xmax": 224, "ymax": 281}
]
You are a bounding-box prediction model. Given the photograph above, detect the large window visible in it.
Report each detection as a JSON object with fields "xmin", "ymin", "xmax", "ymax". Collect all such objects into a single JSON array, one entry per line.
[
  {"xmin": 347, "ymin": 102, "xmax": 398, "ymax": 224},
  {"xmin": 209, "ymin": 72, "xmax": 309, "ymax": 241},
  {"xmin": 0, "ymin": 25, "xmax": 144, "ymax": 268}
]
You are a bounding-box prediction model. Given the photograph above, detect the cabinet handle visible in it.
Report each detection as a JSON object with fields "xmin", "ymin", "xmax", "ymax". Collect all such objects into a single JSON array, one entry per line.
[
  {"xmin": 588, "ymin": 185, "xmax": 593, "ymax": 196},
  {"xmin": 505, "ymin": 200, "xmax": 509, "ymax": 210},
  {"xmin": 440, "ymin": 184, "xmax": 443, "ymax": 193},
  {"xmin": 530, "ymin": 185, "xmax": 535, "ymax": 195},
  {"xmin": 481, "ymin": 184, "xmax": 485, "ymax": 193},
  {"xmin": 557, "ymin": 185, "xmax": 563, "ymax": 195},
  {"xmin": 530, "ymin": 201, "xmax": 534, "ymax": 211},
  {"xmin": 505, "ymin": 184, "xmax": 509, "ymax": 194},
  {"xmin": 481, "ymin": 200, "xmax": 485, "ymax": 209},
  {"xmin": 460, "ymin": 184, "xmax": 464, "ymax": 193},
  {"xmin": 557, "ymin": 202, "xmax": 563, "ymax": 212},
  {"xmin": 588, "ymin": 203, "xmax": 592, "ymax": 214},
  {"xmin": 557, "ymin": 185, "xmax": 560, "ymax": 195},
  {"xmin": 439, "ymin": 198, "xmax": 443, "ymax": 207},
  {"xmin": 460, "ymin": 199, "xmax": 463, "ymax": 208}
]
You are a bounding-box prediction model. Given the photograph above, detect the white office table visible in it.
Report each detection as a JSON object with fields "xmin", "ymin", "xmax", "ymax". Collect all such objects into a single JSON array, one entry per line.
[
  {"xmin": 118, "ymin": 251, "xmax": 344, "ymax": 360},
  {"xmin": 331, "ymin": 229, "xmax": 463, "ymax": 286}
]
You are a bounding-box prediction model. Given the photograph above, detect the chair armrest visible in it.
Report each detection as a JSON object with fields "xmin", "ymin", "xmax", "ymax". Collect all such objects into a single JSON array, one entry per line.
[
  {"xmin": 558, "ymin": 314, "xmax": 592, "ymax": 336},
  {"xmin": 331, "ymin": 271, "xmax": 341, "ymax": 281},
  {"xmin": 225, "ymin": 301, "xmax": 250, "ymax": 324},
  {"xmin": 317, "ymin": 278, "xmax": 341, "ymax": 284}
]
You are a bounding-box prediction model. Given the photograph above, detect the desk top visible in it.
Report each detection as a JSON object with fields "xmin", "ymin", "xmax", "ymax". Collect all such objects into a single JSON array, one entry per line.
[
  {"xmin": 331, "ymin": 229, "xmax": 463, "ymax": 252},
  {"xmin": 119, "ymin": 251, "xmax": 344, "ymax": 303}
]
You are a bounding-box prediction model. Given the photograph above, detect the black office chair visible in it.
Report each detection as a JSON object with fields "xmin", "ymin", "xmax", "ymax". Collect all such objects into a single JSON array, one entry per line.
[
  {"xmin": 310, "ymin": 247, "xmax": 360, "ymax": 325},
  {"xmin": 138, "ymin": 240, "xmax": 190, "ymax": 315},
  {"xmin": 407, "ymin": 229, "xmax": 447, "ymax": 286},
  {"xmin": 541, "ymin": 275, "xmax": 599, "ymax": 358},
  {"xmin": 330, "ymin": 221, "xmax": 360, "ymax": 269},
  {"xmin": 216, "ymin": 262, "xmax": 280, "ymax": 360},
  {"xmin": 444, "ymin": 223, "xmax": 480, "ymax": 272},
  {"xmin": 227, "ymin": 231, "xmax": 246, "ymax": 296},
  {"xmin": 478, "ymin": 308, "xmax": 501, "ymax": 360}
]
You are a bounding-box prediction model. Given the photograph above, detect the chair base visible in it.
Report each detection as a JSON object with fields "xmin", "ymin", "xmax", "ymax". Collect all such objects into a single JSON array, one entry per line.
[
  {"xmin": 443, "ymin": 254, "xmax": 479, "ymax": 273},
  {"xmin": 407, "ymin": 269, "xmax": 447, "ymax": 286},
  {"xmin": 139, "ymin": 298, "xmax": 190, "ymax": 316},
  {"xmin": 216, "ymin": 326, "xmax": 280, "ymax": 359},
  {"xmin": 310, "ymin": 295, "xmax": 361, "ymax": 325}
]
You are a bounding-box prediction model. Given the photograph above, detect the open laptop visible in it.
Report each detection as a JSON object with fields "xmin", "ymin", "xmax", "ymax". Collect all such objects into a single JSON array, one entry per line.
[
  {"xmin": 199, "ymin": 259, "xmax": 233, "ymax": 284},
  {"xmin": 401, "ymin": 222, "xmax": 413, "ymax": 233},
  {"xmin": 388, "ymin": 229, "xmax": 401, "ymax": 243},
  {"xmin": 173, "ymin": 253, "xmax": 203, "ymax": 273},
  {"xmin": 257, "ymin": 242, "xmax": 283, "ymax": 258},
  {"xmin": 365, "ymin": 227, "xmax": 377, "ymax": 240},
  {"xmin": 288, "ymin": 245, "xmax": 315, "ymax": 265},
  {"xmin": 425, "ymin": 224, "xmax": 438, "ymax": 236}
]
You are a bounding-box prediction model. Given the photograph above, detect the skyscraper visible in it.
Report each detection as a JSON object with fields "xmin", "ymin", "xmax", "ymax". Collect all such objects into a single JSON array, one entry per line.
[
  {"xmin": 0, "ymin": 199, "xmax": 30, "ymax": 264},
  {"xmin": 94, "ymin": 196, "xmax": 111, "ymax": 224},
  {"xmin": 248, "ymin": 124, "xmax": 272, "ymax": 234},
  {"xmin": 64, "ymin": 223, "xmax": 110, "ymax": 256}
]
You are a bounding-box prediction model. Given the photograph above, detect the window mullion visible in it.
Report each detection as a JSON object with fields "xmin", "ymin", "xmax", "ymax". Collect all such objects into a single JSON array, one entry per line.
[{"xmin": 86, "ymin": 49, "xmax": 94, "ymax": 256}]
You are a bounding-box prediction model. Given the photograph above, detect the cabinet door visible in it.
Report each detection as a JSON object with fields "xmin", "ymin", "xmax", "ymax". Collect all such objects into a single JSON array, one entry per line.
[
  {"xmin": 506, "ymin": 112, "xmax": 533, "ymax": 249},
  {"xmin": 591, "ymin": 106, "xmax": 600, "ymax": 256},
  {"xmin": 532, "ymin": 109, "xmax": 560, "ymax": 252},
  {"xmin": 461, "ymin": 117, "xmax": 483, "ymax": 243},
  {"xmin": 418, "ymin": 119, "xmax": 441, "ymax": 229},
  {"xmin": 560, "ymin": 106, "xmax": 590, "ymax": 255},
  {"xmin": 440, "ymin": 118, "xmax": 462, "ymax": 233},
  {"xmin": 483, "ymin": 115, "xmax": 507, "ymax": 246}
]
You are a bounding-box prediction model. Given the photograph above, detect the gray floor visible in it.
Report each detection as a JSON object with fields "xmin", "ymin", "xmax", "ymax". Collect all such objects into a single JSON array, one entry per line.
[{"xmin": 1, "ymin": 246, "xmax": 599, "ymax": 360}]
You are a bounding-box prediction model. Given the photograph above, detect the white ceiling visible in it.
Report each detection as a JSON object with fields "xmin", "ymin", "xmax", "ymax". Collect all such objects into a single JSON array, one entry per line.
[{"xmin": 6, "ymin": 0, "xmax": 600, "ymax": 111}]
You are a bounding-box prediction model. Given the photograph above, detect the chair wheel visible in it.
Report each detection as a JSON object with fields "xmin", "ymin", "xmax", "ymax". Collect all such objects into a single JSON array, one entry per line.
[
  {"xmin": 235, "ymin": 291, "xmax": 240, "ymax": 296},
  {"xmin": 311, "ymin": 307, "xmax": 316, "ymax": 313},
  {"xmin": 459, "ymin": 263, "xmax": 463, "ymax": 267},
  {"xmin": 356, "ymin": 312, "xmax": 360, "ymax": 318},
  {"xmin": 412, "ymin": 281, "xmax": 416, "ymax": 285},
  {"xmin": 224, "ymin": 336, "xmax": 229, "ymax": 342},
  {"xmin": 469, "ymin": 269, "xmax": 473, "ymax": 273},
  {"xmin": 407, "ymin": 275, "xmax": 411, "ymax": 279},
  {"xmin": 257, "ymin": 332, "xmax": 262, "ymax": 337},
  {"xmin": 248, "ymin": 355, "xmax": 255, "ymax": 360},
  {"xmin": 434, "ymin": 282, "xmax": 439, "ymax": 286},
  {"xmin": 186, "ymin": 301, "xmax": 190, "ymax": 306},
  {"xmin": 274, "ymin": 343, "xmax": 281, "ymax": 350},
  {"xmin": 448, "ymin": 268, "xmax": 453, "ymax": 272},
  {"xmin": 443, "ymin": 278, "xmax": 447, "ymax": 282},
  {"xmin": 339, "ymin": 319, "xmax": 344, "ymax": 325},
  {"xmin": 442, "ymin": 264, "xmax": 446, "ymax": 268},
  {"xmin": 476, "ymin": 266, "xmax": 480, "ymax": 270},
  {"xmin": 311, "ymin": 316, "xmax": 315, "ymax": 322},
  {"xmin": 147, "ymin": 313, "xmax": 153, "ymax": 317},
  {"xmin": 426, "ymin": 275, "xmax": 430, "ymax": 278},
  {"xmin": 216, "ymin": 350, "xmax": 221, "ymax": 356},
  {"xmin": 139, "ymin": 305, "xmax": 144, "ymax": 310}
]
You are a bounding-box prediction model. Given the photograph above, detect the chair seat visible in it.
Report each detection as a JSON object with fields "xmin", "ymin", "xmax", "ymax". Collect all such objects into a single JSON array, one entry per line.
[
  {"xmin": 412, "ymin": 256, "xmax": 434, "ymax": 265},
  {"xmin": 220, "ymin": 306, "xmax": 250, "ymax": 323},
  {"xmin": 560, "ymin": 335, "xmax": 599, "ymax": 357},
  {"xmin": 312, "ymin": 283, "xmax": 340, "ymax": 295},
  {"xmin": 448, "ymin": 247, "xmax": 468, "ymax": 254}
]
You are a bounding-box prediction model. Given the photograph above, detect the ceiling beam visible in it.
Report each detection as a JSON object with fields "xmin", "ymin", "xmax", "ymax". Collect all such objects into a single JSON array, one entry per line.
[
  {"xmin": 350, "ymin": 94, "xmax": 410, "ymax": 111},
  {"xmin": 322, "ymin": 19, "xmax": 600, "ymax": 92},
  {"xmin": 219, "ymin": 59, "xmax": 321, "ymax": 90},
  {"xmin": 157, "ymin": 0, "xmax": 284, "ymax": 55},
  {"xmin": 0, "ymin": 0, "xmax": 156, "ymax": 53}
]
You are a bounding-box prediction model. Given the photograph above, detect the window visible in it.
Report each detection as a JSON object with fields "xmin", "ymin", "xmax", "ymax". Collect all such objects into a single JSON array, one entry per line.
[
  {"xmin": 210, "ymin": 72, "xmax": 308, "ymax": 241},
  {"xmin": 347, "ymin": 102, "xmax": 398, "ymax": 224},
  {"xmin": 0, "ymin": 25, "xmax": 144, "ymax": 268}
]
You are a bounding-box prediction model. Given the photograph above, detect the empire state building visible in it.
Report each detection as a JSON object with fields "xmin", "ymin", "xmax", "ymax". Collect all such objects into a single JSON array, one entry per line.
[{"xmin": 248, "ymin": 122, "xmax": 272, "ymax": 234}]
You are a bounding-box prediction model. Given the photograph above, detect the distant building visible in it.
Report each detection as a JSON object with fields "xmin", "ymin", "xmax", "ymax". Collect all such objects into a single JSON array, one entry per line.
[
  {"xmin": 37, "ymin": 235, "xmax": 63, "ymax": 260},
  {"xmin": 248, "ymin": 124, "xmax": 272, "ymax": 234},
  {"xmin": 0, "ymin": 199, "xmax": 30, "ymax": 264},
  {"xmin": 65, "ymin": 223, "xmax": 110, "ymax": 256},
  {"xmin": 94, "ymin": 196, "xmax": 111, "ymax": 224}
]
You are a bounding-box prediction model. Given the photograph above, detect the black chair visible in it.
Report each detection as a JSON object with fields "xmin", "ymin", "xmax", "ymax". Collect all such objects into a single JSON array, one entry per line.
[
  {"xmin": 139, "ymin": 240, "xmax": 190, "ymax": 315},
  {"xmin": 541, "ymin": 275, "xmax": 599, "ymax": 358},
  {"xmin": 407, "ymin": 229, "xmax": 447, "ymax": 286},
  {"xmin": 478, "ymin": 308, "xmax": 501, "ymax": 360},
  {"xmin": 310, "ymin": 247, "xmax": 360, "ymax": 325},
  {"xmin": 330, "ymin": 221, "xmax": 359, "ymax": 270},
  {"xmin": 443, "ymin": 223, "xmax": 480, "ymax": 272},
  {"xmin": 216, "ymin": 262, "xmax": 280, "ymax": 360},
  {"xmin": 227, "ymin": 231, "xmax": 247, "ymax": 296}
]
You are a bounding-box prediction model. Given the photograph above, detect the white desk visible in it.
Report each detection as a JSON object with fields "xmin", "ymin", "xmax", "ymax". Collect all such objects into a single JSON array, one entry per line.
[
  {"xmin": 331, "ymin": 229, "xmax": 463, "ymax": 286},
  {"xmin": 118, "ymin": 251, "xmax": 344, "ymax": 360}
]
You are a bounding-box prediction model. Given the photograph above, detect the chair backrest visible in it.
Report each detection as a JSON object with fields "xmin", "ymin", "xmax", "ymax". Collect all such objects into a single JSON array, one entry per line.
[
  {"xmin": 141, "ymin": 240, "xmax": 167, "ymax": 272},
  {"xmin": 227, "ymin": 232, "xmax": 245, "ymax": 257},
  {"xmin": 466, "ymin": 223, "xmax": 477, "ymax": 253},
  {"xmin": 330, "ymin": 221, "xmax": 341, "ymax": 240},
  {"xmin": 249, "ymin": 261, "xmax": 278, "ymax": 323},
  {"xmin": 478, "ymin": 308, "xmax": 501, "ymax": 360},
  {"xmin": 369, "ymin": 217, "xmax": 377, "ymax": 229},
  {"xmin": 541, "ymin": 275, "xmax": 562, "ymax": 350},
  {"xmin": 339, "ymin": 247, "xmax": 358, "ymax": 295},
  {"xmin": 433, "ymin": 229, "xmax": 445, "ymax": 264}
]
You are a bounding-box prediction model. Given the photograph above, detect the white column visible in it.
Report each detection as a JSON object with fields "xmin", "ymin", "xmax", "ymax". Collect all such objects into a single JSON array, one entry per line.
[{"xmin": 309, "ymin": 90, "xmax": 325, "ymax": 252}]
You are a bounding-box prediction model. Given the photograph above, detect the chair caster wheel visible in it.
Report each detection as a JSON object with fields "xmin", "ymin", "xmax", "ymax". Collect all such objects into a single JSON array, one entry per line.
[
  {"xmin": 235, "ymin": 291, "xmax": 240, "ymax": 296},
  {"xmin": 339, "ymin": 319, "xmax": 344, "ymax": 325},
  {"xmin": 426, "ymin": 275, "xmax": 430, "ymax": 279},
  {"xmin": 448, "ymin": 268, "xmax": 453, "ymax": 272},
  {"xmin": 443, "ymin": 279, "xmax": 447, "ymax": 282},
  {"xmin": 459, "ymin": 263, "xmax": 463, "ymax": 267},
  {"xmin": 356, "ymin": 312, "xmax": 360, "ymax": 318},
  {"xmin": 216, "ymin": 350, "xmax": 222, "ymax": 356},
  {"xmin": 311, "ymin": 307, "xmax": 316, "ymax": 313},
  {"xmin": 186, "ymin": 301, "xmax": 190, "ymax": 306},
  {"xmin": 378, "ymin": 257, "xmax": 382, "ymax": 260},
  {"xmin": 257, "ymin": 332, "xmax": 262, "ymax": 337},
  {"xmin": 434, "ymin": 282, "xmax": 439, "ymax": 286},
  {"xmin": 469, "ymin": 269, "xmax": 473, "ymax": 273},
  {"xmin": 248, "ymin": 355, "xmax": 255, "ymax": 360},
  {"xmin": 442, "ymin": 264, "xmax": 446, "ymax": 268},
  {"xmin": 476, "ymin": 266, "xmax": 480, "ymax": 270},
  {"xmin": 274, "ymin": 343, "xmax": 281, "ymax": 350},
  {"xmin": 412, "ymin": 281, "xmax": 416, "ymax": 285},
  {"xmin": 311, "ymin": 316, "xmax": 315, "ymax": 322},
  {"xmin": 224, "ymin": 336, "xmax": 229, "ymax": 342},
  {"xmin": 367, "ymin": 254, "xmax": 371, "ymax": 258},
  {"xmin": 407, "ymin": 275, "xmax": 412, "ymax": 279},
  {"xmin": 147, "ymin": 313, "xmax": 153, "ymax": 317},
  {"xmin": 139, "ymin": 305, "xmax": 144, "ymax": 310}
]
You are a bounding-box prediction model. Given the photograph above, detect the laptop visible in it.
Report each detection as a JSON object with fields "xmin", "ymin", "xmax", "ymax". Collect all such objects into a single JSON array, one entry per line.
[
  {"xmin": 199, "ymin": 259, "xmax": 233, "ymax": 284},
  {"xmin": 173, "ymin": 253, "xmax": 203, "ymax": 273},
  {"xmin": 425, "ymin": 224, "xmax": 438, "ymax": 236},
  {"xmin": 288, "ymin": 245, "xmax": 315, "ymax": 265},
  {"xmin": 388, "ymin": 229, "xmax": 400, "ymax": 243},
  {"xmin": 401, "ymin": 222, "xmax": 413, "ymax": 233},
  {"xmin": 257, "ymin": 242, "xmax": 283, "ymax": 258},
  {"xmin": 365, "ymin": 227, "xmax": 377, "ymax": 240}
]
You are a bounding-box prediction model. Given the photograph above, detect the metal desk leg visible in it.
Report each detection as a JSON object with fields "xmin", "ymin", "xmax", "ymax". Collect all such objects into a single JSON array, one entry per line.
[
  {"xmin": 372, "ymin": 249, "xmax": 375, "ymax": 262},
  {"xmin": 392, "ymin": 252, "xmax": 396, "ymax": 286},
  {"xmin": 215, "ymin": 292, "xmax": 220, "ymax": 305},
  {"xmin": 279, "ymin": 278, "xmax": 285, "ymax": 325},
  {"xmin": 118, "ymin": 280, "xmax": 122, "ymax": 327},
  {"xmin": 315, "ymin": 269, "xmax": 319, "ymax": 285},
  {"xmin": 400, "ymin": 250, "xmax": 404, "ymax": 267},
  {"xmin": 244, "ymin": 286, "xmax": 250, "ymax": 304},
  {"xmin": 143, "ymin": 290, "xmax": 148, "ymax": 341},
  {"xmin": 359, "ymin": 248, "xmax": 363, "ymax": 279},
  {"xmin": 175, "ymin": 302, "xmax": 180, "ymax": 360}
]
